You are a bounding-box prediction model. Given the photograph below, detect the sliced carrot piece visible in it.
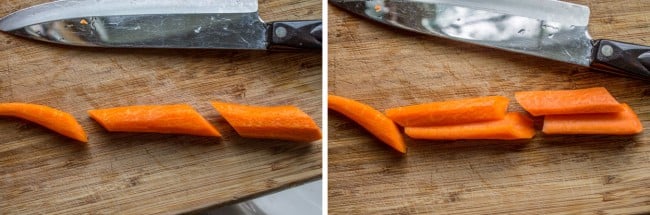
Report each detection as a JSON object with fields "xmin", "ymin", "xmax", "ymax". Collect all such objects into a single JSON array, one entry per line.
[
  {"xmin": 0, "ymin": 103, "xmax": 87, "ymax": 142},
  {"xmin": 405, "ymin": 112, "xmax": 535, "ymax": 140},
  {"xmin": 385, "ymin": 96, "xmax": 510, "ymax": 127},
  {"xmin": 543, "ymin": 103, "xmax": 643, "ymax": 135},
  {"xmin": 515, "ymin": 87, "xmax": 623, "ymax": 116},
  {"xmin": 210, "ymin": 101, "xmax": 321, "ymax": 142},
  {"xmin": 328, "ymin": 95, "xmax": 406, "ymax": 153},
  {"xmin": 88, "ymin": 104, "xmax": 221, "ymax": 137}
]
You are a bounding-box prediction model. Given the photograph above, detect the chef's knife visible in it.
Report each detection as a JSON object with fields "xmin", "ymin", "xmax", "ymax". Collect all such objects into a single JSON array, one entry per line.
[
  {"xmin": 331, "ymin": 0, "xmax": 650, "ymax": 80},
  {"xmin": 0, "ymin": 0, "xmax": 322, "ymax": 50}
]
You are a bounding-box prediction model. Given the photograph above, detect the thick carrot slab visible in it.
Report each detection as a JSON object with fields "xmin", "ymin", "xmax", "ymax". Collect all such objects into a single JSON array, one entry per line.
[
  {"xmin": 0, "ymin": 103, "xmax": 87, "ymax": 142},
  {"xmin": 328, "ymin": 95, "xmax": 406, "ymax": 153},
  {"xmin": 385, "ymin": 96, "xmax": 509, "ymax": 127},
  {"xmin": 405, "ymin": 112, "xmax": 535, "ymax": 140},
  {"xmin": 515, "ymin": 87, "xmax": 623, "ymax": 116},
  {"xmin": 88, "ymin": 105, "xmax": 221, "ymax": 137},
  {"xmin": 210, "ymin": 101, "xmax": 321, "ymax": 142},
  {"xmin": 543, "ymin": 104, "xmax": 643, "ymax": 135}
]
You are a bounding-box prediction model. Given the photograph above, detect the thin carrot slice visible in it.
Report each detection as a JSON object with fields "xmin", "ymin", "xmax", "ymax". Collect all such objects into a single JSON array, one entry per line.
[
  {"xmin": 210, "ymin": 101, "xmax": 321, "ymax": 142},
  {"xmin": 88, "ymin": 104, "xmax": 221, "ymax": 137},
  {"xmin": 328, "ymin": 95, "xmax": 406, "ymax": 153},
  {"xmin": 405, "ymin": 112, "xmax": 535, "ymax": 140},
  {"xmin": 385, "ymin": 96, "xmax": 510, "ymax": 127},
  {"xmin": 515, "ymin": 87, "xmax": 623, "ymax": 116},
  {"xmin": 543, "ymin": 103, "xmax": 643, "ymax": 135},
  {"xmin": 0, "ymin": 103, "xmax": 87, "ymax": 142}
]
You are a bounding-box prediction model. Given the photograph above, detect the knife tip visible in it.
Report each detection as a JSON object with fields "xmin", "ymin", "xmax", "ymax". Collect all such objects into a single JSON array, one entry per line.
[{"xmin": 0, "ymin": 13, "xmax": 18, "ymax": 32}]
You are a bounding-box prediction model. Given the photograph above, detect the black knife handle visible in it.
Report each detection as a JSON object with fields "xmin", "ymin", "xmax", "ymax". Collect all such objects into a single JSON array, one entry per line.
[
  {"xmin": 591, "ymin": 39, "xmax": 650, "ymax": 80},
  {"xmin": 268, "ymin": 20, "xmax": 322, "ymax": 51}
]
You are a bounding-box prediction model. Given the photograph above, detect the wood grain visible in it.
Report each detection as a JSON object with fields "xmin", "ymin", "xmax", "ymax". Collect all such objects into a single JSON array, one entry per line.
[
  {"xmin": 328, "ymin": 0, "xmax": 650, "ymax": 214},
  {"xmin": 0, "ymin": 1, "xmax": 322, "ymax": 214}
]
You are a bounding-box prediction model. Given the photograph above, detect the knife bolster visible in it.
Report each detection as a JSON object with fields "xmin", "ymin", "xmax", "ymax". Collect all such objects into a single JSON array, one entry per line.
[
  {"xmin": 591, "ymin": 39, "xmax": 650, "ymax": 80},
  {"xmin": 268, "ymin": 20, "xmax": 322, "ymax": 51}
]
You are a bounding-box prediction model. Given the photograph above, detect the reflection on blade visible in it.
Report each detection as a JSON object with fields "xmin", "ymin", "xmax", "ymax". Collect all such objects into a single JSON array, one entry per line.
[
  {"xmin": 333, "ymin": 0, "xmax": 594, "ymax": 66},
  {"xmin": 0, "ymin": 0, "xmax": 258, "ymax": 32},
  {"xmin": 8, "ymin": 13, "xmax": 268, "ymax": 49}
]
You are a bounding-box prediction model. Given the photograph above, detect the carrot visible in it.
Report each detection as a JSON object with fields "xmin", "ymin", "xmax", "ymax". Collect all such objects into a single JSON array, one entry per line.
[
  {"xmin": 328, "ymin": 95, "xmax": 406, "ymax": 153},
  {"xmin": 405, "ymin": 112, "xmax": 535, "ymax": 140},
  {"xmin": 210, "ymin": 101, "xmax": 321, "ymax": 142},
  {"xmin": 515, "ymin": 87, "xmax": 623, "ymax": 116},
  {"xmin": 0, "ymin": 103, "xmax": 87, "ymax": 142},
  {"xmin": 385, "ymin": 96, "xmax": 510, "ymax": 127},
  {"xmin": 88, "ymin": 104, "xmax": 221, "ymax": 137},
  {"xmin": 543, "ymin": 103, "xmax": 643, "ymax": 135}
]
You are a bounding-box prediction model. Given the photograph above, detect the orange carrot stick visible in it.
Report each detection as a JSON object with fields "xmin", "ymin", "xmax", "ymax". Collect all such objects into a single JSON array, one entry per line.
[
  {"xmin": 405, "ymin": 112, "xmax": 535, "ymax": 140},
  {"xmin": 543, "ymin": 103, "xmax": 643, "ymax": 135},
  {"xmin": 328, "ymin": 95, "xmax": 406, "ymax": 153},
  {"xmin": 210, "ymin": 101, "xmax": 321, "ymax": 142},
  {"xmin": 515, "ymin": 87, "xmax": 623, "ymax": 116},
  {"xmin": 385, "ymin": 96, "xmax": 510, "ymax": 127},
  {"xmin": 88, "ymin": 104, "xmax": 221, "ymax": 137},
  {"xmin": 0, "ymin": 103, "xmax": 87, "ymax": 142}
]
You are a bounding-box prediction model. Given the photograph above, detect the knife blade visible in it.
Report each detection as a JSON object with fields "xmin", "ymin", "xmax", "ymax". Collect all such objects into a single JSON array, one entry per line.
[
  {"xmin": 330, "ymin": 0, "xmax": 650, "ymax": 80},
  {"xmin": 0, "ymin": 0, "xmax": 322, "ymax": 50}
]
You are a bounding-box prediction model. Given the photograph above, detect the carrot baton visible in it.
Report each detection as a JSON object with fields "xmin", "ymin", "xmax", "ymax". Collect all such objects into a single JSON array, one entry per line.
[
  {"xmin": 405, "ymin": 112, "xmax": 535, "ymax": 140},
  {"xmin": 210, "ymin": 101, "xmax": 322, "ymax": 142},
  {"xmin": 328, "ymin": 95, "xmax": 406, "ymax": 153},
  {"xmin": 515, "ymin": 87, "xmax": 623, "ymax": 116},
  {"xmin": 88, "ymin": 104, "xmax": 221, "ymax": 137},
  {"xmin": 385, "ymin": 96, "xmax": 509, "ymax": 127},
  {"xmin": 0, "ymin": 103, "xmax": 87, "ymax": 142},
  {"xmin": 543, "ymin": 103, "xmax": 643, "ymax": 135}
]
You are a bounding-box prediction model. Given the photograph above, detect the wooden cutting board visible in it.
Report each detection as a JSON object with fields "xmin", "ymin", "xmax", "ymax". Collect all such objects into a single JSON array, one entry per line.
[
  {"xmin": 0, "ymin": 1, "xmax": 321, "ymax": 214},
  {"xmin": 329, "ymin": 0, "xmax": 650, "ymax": 214}
]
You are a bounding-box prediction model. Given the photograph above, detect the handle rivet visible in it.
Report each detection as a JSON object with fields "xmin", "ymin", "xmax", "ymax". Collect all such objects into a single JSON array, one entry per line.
[
  {"xmin": 275, "ymin": 26, "xmax": 287, "ymax": 38},
  {"xmin": 601, "ymin": 45, "xmax": 614, "ymax": 57}
]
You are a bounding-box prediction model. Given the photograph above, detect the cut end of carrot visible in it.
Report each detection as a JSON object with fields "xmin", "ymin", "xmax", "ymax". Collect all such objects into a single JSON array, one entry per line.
[
  {"xmin": 72, "ymin": 129, "xmax": 89, "ymax": 143},
  {"xmin": 88, "ymin": 109, "xmax": 106, "ymax": 130},
  {"xmin": 543, "ymin": 103, "xmax": 643, "ymax": 135},
  {"xmin": 328, "ymin": 95, "xmax": 406, "ymax": 154},
  {"xmin": 385, "ymin": 96, "xmax": 510, "ymax": 127},
  {"xmin": 393, "ymin": 140, "xmax": 407, "ymax": 154},
  {"xmin": 515, "ymin": 87, "xmax": 622, "ymax": 116},
  {"xmin": 405, "ymin": 112, "xmax": 535, "ymax": 140},
  {"xmin": 211, "ymin": 101, "xmax": 322, "ymax": 142},
  {"xmin": 509, "ymin": 112, "xmax": 536, "ymax": 139}
]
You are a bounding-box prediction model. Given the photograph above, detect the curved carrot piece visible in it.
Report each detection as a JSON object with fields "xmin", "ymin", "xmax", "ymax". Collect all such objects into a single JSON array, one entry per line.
[
  {"xmin": 515, "ymin": 87, "xmax": 623, "ymax": 116},
  {"xmin": 0, "ymin": 103, "xmax": 87, "ymax": 142},
  {"xmin": 543, "ymin": 103, "xmax": 643, "ymax": 135},
  {"xmin": 385, "ymin": 96, "xmax": 510, "ymax": 127},
  {"xmin": 405, "ymin": 112, "xmax": 535, "ymax": 140},
  {"xmin": 210, "ymin": 101, "xmax": 322, "ymax": 142},
  {"xmin": 328, "ymin": 95, "xmax": 406, "ymax": 153},
  {"xmin": 88, "ymin": 105, "xmax": 221, "ymax": 137}
]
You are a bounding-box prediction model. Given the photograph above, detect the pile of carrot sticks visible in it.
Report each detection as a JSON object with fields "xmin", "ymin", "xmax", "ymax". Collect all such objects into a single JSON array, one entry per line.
[{"xmin": 329, "ymin": 87, "xmax": 643, "ymax": 154}]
